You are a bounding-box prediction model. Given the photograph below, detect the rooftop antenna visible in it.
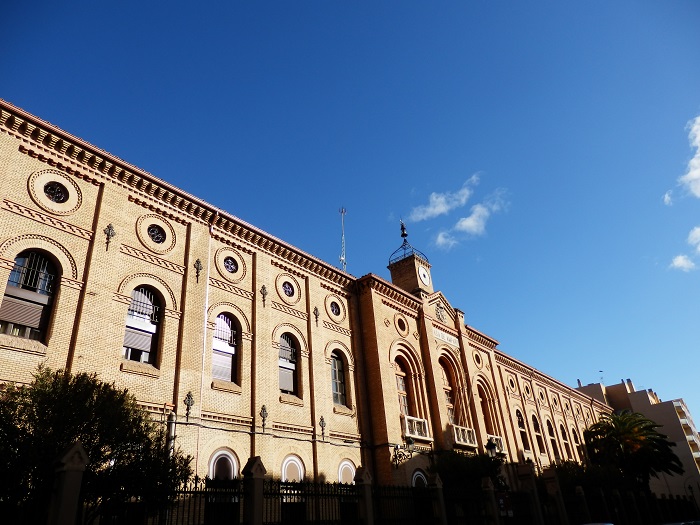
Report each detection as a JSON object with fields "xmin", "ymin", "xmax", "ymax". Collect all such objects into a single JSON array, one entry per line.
[{"xmin": 339, "ymin": 207, "xmax": 347, "ymax": 272}]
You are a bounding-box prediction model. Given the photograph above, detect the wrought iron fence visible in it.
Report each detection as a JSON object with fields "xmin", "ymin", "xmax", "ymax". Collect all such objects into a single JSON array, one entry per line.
[
  {"xmin": 262, "ymin": 480, "xmax": 358, "ymax": 525},
  {"xmin": 372, "ymin": 484, "xmax": 433, "ymax": 525}
]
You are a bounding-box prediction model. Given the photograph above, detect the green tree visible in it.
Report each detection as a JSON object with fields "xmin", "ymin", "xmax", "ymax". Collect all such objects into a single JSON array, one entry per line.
[
  {"xmin": 0, "ymin": 367, "xmax": 192, "ymax": 524},
  {"xmin": 584, "ymin": 410, "xmax": 683, "ymax": 490}
]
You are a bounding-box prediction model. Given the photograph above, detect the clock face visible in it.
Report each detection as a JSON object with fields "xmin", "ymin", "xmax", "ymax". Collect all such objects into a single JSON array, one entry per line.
[{"xmin": 418, "ymin": 265, "xmax": 430, "ymax": 285}]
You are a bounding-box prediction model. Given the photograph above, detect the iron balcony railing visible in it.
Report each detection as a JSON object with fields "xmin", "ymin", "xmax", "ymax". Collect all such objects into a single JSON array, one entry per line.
[
  {"xmin": 451, "ymin": 424, "xmax": 477, "ymax": 447},
  {"xmin": 9, "ymin": 259, "xmax": 55, "ymax": 295},
  {"xmin": 486, "ymin": 434, "xmax": 505, "ymax": 453},
  {"xmin": 402, "ymin": 415, "xmax": 429, "ymax": 439}
]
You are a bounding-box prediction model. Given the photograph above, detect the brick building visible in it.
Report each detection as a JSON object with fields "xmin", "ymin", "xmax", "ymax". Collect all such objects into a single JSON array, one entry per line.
[{"xmin": 0, "ymin": 98, "xmax": 609, "ymax": 486}]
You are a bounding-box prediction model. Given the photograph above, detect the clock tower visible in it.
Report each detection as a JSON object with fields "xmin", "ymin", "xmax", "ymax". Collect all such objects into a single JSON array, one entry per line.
[{"xmin": 388, "ymin": 221, "xmax": 434, "ymax": 298}]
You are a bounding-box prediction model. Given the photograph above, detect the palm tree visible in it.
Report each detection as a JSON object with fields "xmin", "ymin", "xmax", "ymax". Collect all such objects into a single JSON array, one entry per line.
[{"xmin": 584, "ymin": 411, "xmax": 683, "ymax": 490}]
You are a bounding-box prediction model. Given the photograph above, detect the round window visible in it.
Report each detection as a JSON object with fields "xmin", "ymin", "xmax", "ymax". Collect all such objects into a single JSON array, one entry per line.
[
  {"xmin": 147, "ymin": 224, "xmax": 167, "ymax": 244},
  {"xmin": 539, "ymin": 390, "xmax": 546, "ymax": 402},
  {"xmin": 223, "ymin": 256, "xmax": 238, "ymax": 273},
  {"xmin": 44, "ymin": 181, "xmax": 69, "ymax": 203},
  {"xmin": 509, "ymin": 378, "xmax": 516, "ymax": 391},
  {"xmin": 282, "ymin": 281, "xmax": 295, "ymax": 297},
  {"xmin": 524, "ymin": 384, "xmax": 531, "ymax": 396},
  {"xmin": 397, "ymin": 318, "xmax": 406, "ymax": 332},
  {"xmin": 330, "ymin": 301, "xmax": 341, "ymax": 316},
  {"xmin": 474, "ymin": 352, "xmax": 482, "ymax": 366}
]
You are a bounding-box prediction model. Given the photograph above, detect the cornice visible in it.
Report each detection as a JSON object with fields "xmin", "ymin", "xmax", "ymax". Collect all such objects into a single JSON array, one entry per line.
[
  {"xmin": 0, "ymin": 99, "xmax": 355, "ymax": 289},
  {"xmin": 357, "ymin": 273, "xmax": 421, "ymax": 312},
  {"xmin": 466, "ymin": 326, "xmax": 499, "ymax": 349}
]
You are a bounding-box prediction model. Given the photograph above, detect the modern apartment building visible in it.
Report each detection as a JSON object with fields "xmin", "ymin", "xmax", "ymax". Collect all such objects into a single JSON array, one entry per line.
[
  {"xmin": 578, "ymin": 379, "xmax": 700, "ymax": 504},
  {"xmin": 0, "ymin": 98, "xmax": 610, "ymax": 486}
]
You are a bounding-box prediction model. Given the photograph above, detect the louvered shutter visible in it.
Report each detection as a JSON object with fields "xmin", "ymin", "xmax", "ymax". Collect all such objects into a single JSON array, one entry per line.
[
  {"xmin": 123, "ymin": 327, "xmax": 153, "ymax": 351},
  {"xmin": 212, "ymin": 350, "xmax": 233, "ymax": 381},
  {"xmin": 0, "ymin": 296, "xmax": 44, "ymax": 328}
]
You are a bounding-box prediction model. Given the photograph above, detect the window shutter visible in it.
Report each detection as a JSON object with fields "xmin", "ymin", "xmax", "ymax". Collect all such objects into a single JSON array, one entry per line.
[
  {"xmin": 212, "ymin": 350, "xmax": 233, "ymax": 381},
  {"xmin": 0, "ymin": 295, "xmax": 44, "ymax": 328},
  {"xmin": 123, "ymin": 327, "xmax": 153, "ymax": 352},
  {"xmin": 279, "ymin": 367, "xmax": 295, "ymax": 393}
]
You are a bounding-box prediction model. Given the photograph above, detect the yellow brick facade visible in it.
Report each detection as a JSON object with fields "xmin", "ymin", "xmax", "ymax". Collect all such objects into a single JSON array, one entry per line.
[{"xmin": 0, "ymin": 99, "xmax": 609, "ymax": 486}]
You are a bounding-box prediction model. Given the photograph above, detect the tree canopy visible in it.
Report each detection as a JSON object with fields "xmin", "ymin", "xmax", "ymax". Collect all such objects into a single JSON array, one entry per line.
[
  {"xmin": 0, "ymin": 367, "xmax": 192, "ymax": 523},
  {"xmin": 584, "ymin": 410, "xmax": 683, "ymax": 490}
]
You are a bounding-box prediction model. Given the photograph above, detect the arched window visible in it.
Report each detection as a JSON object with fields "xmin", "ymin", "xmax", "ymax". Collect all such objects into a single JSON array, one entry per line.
[
  {"xmin": 532, "ymin": 415, "xmax": 545, "ymax": 454},
  {"xmin": 330, "ymin": 351, "xmax": 347, "ymax": 406},
  {"xmin": 338, "ymin": 460, "xmax": 355, "ymax": 484},
  {"xmin": 395, "ymin": 359, "xmax": 411, "ymax": 416},
  {"xmin": 279, "ymin": 333, "xmax": 298, "ymax": 395},
  {"xmin": 439, "ymin": 361, "xmax": 455, "ymax": 424},
  {"xmin": 281, "ymin": 455, "xmax": 305, "ymax": 482},
  {"xmin": 572, "ymin": 428, "xmax": 584, "ymax": 460},
  {"xmin": 213, "ymin": 313, "xmax": 239, "ymax": 383},
  {"xmin": 0, "ymin": 250, "xmax": 58, "ymax": 341},
  {"xmin": 209, "ymin": 450, "xmax": 239, "ymax": 480},
  {"xmin": 546, "ymin": 420, "xmax": 560, "ymax": 462},
  {"xmin": 412, "ymin": 470, "xmax": 428, "ymax": 488},
  {"xmin": 516, "ymin": 410, "xmax": 530, "ymax": 452},
  {"xmin": 123, "ymin": 286, "xmax": 161, "ymax": 365},
  {"xmin": 477, "ymin": 383, "xmax": 496, "ymax": 435},
  {"xmin": 560, "ymin": 424, "xmax": 572, "ymax": 460}
]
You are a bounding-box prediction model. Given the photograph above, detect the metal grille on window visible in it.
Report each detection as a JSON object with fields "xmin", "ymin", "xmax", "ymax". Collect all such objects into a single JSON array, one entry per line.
[
  {"xmin": 331, "ymin": 352, "xmax": 346, "ymax": 405},
  {"xmin": 279, "ymin": 334, "xmax": 297, "ymax": 394},
  {"xmin": 0, "ymin": 251, "xmax": 56, "ymax": 341},
  {"xmin": 213, "ymin": 314, "xmax": 236, "ymax": 382},
  {"xmin": 123, "ymin": 287, "xmax": 159, "ymax": 364}
]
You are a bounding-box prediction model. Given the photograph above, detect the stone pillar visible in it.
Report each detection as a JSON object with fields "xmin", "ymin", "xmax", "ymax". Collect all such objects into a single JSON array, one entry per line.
[
  {"xmin": 541, "ymin": 467, "xmax": 569, "ymax": 525},
  {"xmin": 242, "ymin": 456, "xmax": 266, "ymax": 525},
  {"xmin": 427, "ymin": 473, "xmax": 448, "ymax": 525},
  {"xmin": 354, "ymin": 466, "xmax": 374, "ymax": 525},
  {"xmin": 481, "ymin": 477, "xmax": 501, "ymax": 525},
  {"xmin": 46, "ymin": 441, "xmax": 89, "ymax": 525},
  {"xmin": 516, "ymin": 463, "xmax": 544, "ymax": 525}
]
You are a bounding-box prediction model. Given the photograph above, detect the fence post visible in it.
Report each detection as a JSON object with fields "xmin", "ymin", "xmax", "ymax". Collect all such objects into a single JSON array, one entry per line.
[
  {"xmin": 541, "ymin": 467, "xmax": 569, "ymax": 525},
  {"xmin": 242, "ymin": 456, "xmax": 266, "ymax": 525},
  {"xmin": 427, "ymin": 473, "xmax": 448, "ymax": 525},
  {"xmin": 46, "ymin": 441, "xmax": 89, "ymax": 525},
  {"xmin": 516, "ymin": 462, "xmax": 545, "ymax": 525},
  {"xmin": 354, "ymin": 466, "xmax": 374, "ymax": 525},
  {"xmin": 481, "ymin": 477, "xmax": 501, "ymax": 525}
]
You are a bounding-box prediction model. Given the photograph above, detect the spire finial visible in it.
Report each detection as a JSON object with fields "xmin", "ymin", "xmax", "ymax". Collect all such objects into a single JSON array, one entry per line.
[{"xmin": 400, "ymin": 220, "xmax": 408, "ymax": 239}]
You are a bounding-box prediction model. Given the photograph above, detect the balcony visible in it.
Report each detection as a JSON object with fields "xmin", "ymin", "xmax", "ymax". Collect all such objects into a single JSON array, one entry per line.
[
  {"xmin": 486, "ymin": 434, "xmax": 506, "ymax": 454},
  {"xmin": 402, "ymin": 415, "xmax": 430, "ymax": 440},
  {"xmin": 451, "ymin": 424, "xmax": 478, "ymax": 447}
]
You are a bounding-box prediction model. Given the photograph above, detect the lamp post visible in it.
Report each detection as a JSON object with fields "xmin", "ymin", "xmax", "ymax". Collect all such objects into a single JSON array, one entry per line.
[
  {"xmin": 485, "ymin": 437, "xmax": 498, "ymax": 458},
  {"xmin": 392, "ymin": 436, "xmax": 415, "ymax": 468}
]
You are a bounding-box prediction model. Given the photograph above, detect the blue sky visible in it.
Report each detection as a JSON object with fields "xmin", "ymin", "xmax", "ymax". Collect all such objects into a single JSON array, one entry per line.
[{"xmin": 3, "ymin": 2, "xmax": 700, "ymax": 416}]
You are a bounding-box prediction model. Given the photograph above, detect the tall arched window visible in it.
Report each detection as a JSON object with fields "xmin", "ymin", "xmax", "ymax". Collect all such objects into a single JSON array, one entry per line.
[
  {"xmin": 516, "ymin": 410, "xmax": 530, "ymax": 452},
  {"xmin": 279, "ymin": 333, "xmax": 298, "ymax": 395},
  {"xmin": 439, "ymin": 361, "xmax": 455, "ymax": 424},
  {"xmin": 395, "ymin": 359, "xmax": 411, "ymax": 416},
  {"xmin": 560, "ymin": 424, "xmax": 572, "ymax": 460},
  {"xmin": 477, "ymin": 383, "xmax": 496, "ymax": 435},
  {"xmin": 281, "ymin": 455, "xmax": 305, "ymax": 482},
  {"xmin": 532, "ymin": 415, "xmax": 545, "ymax": 454},
  {"xmin": 547, "ymin": 420, "xmax": 560, "ymax": 462},
  {"xmin": 123, "ymin": 286, "xmax": 161, "ymax": 365},
  {"xmin": 210, "ymin": 450, "xmax": 239, "ymax": 480},
  {"xmin": 330, "ymin": 351, "xmax": 347, "ymax": 406},
  {"xmin": 572, "ymin": 428, "xmax": 584, "ymax": 460},
  {"xmin": 0, "ymin": 250, "xmax": 58, "ymax": 341},
  {"xmin": 213, "ymin": 313, "xmax": 238, "ymax": 383}
]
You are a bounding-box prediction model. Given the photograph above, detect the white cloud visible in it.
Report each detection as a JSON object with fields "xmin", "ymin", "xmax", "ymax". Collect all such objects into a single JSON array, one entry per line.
[
  {"xmin": 454, "ymin": 203, "xmax": 491, "ymax": 235},
  {"xmin": 688, "ymin": 226, "xmax": 700, "ymax": 252},
  {"xmin": 409, "ymin": 175, "xmax": 479, "ymax": 222},
  {"xmin": 670, "ymin": 255, "xmax": 696, "ymax": 272},
  {"xmin": 435, "ymin": 231, "xmax": 457, "ymax": 249},
  {"xmin": 663, "ymin": 190, "xmax": 673, "ymax": 206},
  {"xmin": 453, "ymin": 189, "xmax": 507, "ymax": 236},
  {"xmin": 678, "ymin": 116, "xmax": 700, "ymax": 198}
]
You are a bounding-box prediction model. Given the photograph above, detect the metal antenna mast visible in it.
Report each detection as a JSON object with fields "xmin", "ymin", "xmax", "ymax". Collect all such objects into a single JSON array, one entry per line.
[{"xmin": 339, "ymin": 207, "xmax": 347, "ymax": 272}]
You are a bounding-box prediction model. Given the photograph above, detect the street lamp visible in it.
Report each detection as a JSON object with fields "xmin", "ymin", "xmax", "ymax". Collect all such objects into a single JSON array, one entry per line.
[
  {"xmin": 392, "ymin": 436, "xmax": 415, "ymax": 468},
  {"xmin": 485, "ymin": 437, "xmax": 498, "ymax": 458}
]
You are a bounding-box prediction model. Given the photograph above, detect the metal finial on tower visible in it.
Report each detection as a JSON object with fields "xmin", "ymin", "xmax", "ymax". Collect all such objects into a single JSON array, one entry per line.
[
  {"xmin": 339, "ymin": 207, "xmax": 347, "ymax": 272},
  {"xmin": 389, "ymin": 220, "xmax": 428, "ymax": 265}
]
